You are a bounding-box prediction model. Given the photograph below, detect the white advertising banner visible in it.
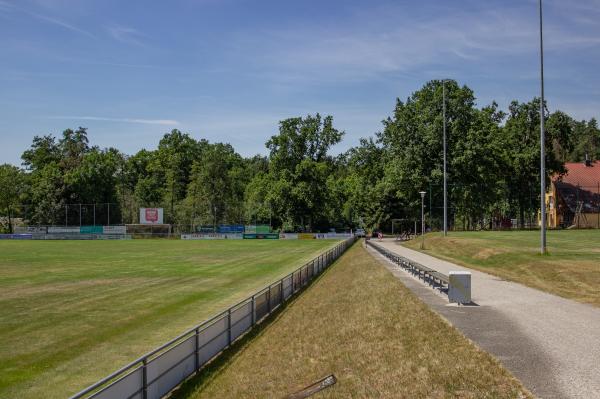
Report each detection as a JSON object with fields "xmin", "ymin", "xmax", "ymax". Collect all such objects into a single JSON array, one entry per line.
[
  {"xmin": 181, "ymin": 233, "xmax": 243, "ymax": 240},
  {"xmin": 140, "ymin": 208, "xmax": 164, "ymax": 225},
  {"xmin": 48, "ymin": 226, "xmax": 80, "ymax": 233},
  {"xmin": 279, "ymin": 233, "xmax": 299, "ymax": 240},
  {"xmin": 15, "ymin": 226, "xmax": 47, "ymax": 234},
  {"xmin": 103, "ymin": 225, "xmax": 127, "ymax": 234}
]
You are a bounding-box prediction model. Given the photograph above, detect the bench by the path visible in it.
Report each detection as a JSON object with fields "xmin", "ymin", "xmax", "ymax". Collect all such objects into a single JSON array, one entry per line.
[{"xmin": 367, "ymin": 240, "xmax": 471, "ymax": 304}]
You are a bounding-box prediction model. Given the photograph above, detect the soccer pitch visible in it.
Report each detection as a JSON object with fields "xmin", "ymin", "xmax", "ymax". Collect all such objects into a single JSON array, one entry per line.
[{"xmin": 0, "ymin": 239, "xmax": 336, "ymax": 399}]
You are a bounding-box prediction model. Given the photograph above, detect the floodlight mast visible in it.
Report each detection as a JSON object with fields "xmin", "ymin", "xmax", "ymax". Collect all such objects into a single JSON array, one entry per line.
[
  {"xmin": 443, "ymin": 80, "xmax": 448, "ymax": 237},
  {"xmin": 419, "ymin": 191, "xmax": 426, "ymax": 249},
  {"xmin": 539, "ymin": 0, "xmax": 547, "ymax": 254}
]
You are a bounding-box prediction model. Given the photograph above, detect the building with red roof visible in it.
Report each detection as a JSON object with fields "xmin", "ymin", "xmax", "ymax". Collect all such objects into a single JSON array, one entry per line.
[{"xmin": 545, "ymin": 158, "xmax": 600, "ymax": 228}]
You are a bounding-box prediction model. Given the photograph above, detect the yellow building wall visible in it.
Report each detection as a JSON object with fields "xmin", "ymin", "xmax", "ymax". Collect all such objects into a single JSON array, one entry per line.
[
  {"xmin": 573, "ymin": 213, "xmax": 600, "ymax": 228},
  {"xmin": 544, "ymin": 190, "xmax": 558, "ymax": 228},
  {"xmin": 542, "ymin": 183, "xmax": 599, "ymax": 228}
]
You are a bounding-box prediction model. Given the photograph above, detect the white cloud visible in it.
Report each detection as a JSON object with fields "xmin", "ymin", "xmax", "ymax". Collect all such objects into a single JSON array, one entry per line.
[
  {"xmin": 0, "ymin": 1, "xmax": 94, "ymax": 38},
  {"xmin": 229, "ymin": 1, "xmax": 600, "ymax": 85},
  {"xmin": 49, "ymin": 116, "xmax": 179, "ymax": 126},
  {"xmin": 106, "ymin": 25, "xmax": 147, "ymax": 46},
  {"xmin": 30, "ymin": 12, "xmax": 95, "ymax": 38}
]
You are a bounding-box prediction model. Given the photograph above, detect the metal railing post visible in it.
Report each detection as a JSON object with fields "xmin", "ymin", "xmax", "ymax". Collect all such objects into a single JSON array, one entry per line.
[
  {"xmin": 292, "ymin": 272, "xmax": 295, "ymax": 293},
  {"xmin": 280, "ymin": 280, "xmax": 284, "ymax": 304},
  {"xmin": 227, "ymin": 308, "xmax": 232, "ymax": 345},
  {"xmin": 251, "ymin": 295, "xmax": 256, "ymax": 325},
  {"xmin": 194, "ymin": 327, "xmax": 200, "ymax": 372},
  {"xmin": 267, "ymin": 286, "xmax": 272, "ymax": 314},
  {"xmin": 142, "ymin": 357, "xmax": 148, "ymax": 399}
]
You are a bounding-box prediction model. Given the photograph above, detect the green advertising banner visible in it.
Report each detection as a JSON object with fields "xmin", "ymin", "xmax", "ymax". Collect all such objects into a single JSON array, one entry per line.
[
  {"xmin": 256, "ymin": 225, "xmax": 271, "ymax": 234},
  {"xmin": 244, "ymin": 225, "xmax": 271, "ymax": 234}
]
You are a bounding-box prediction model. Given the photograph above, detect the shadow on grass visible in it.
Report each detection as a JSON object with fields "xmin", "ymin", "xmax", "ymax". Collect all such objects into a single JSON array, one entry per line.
[{"xmin": 168, "ymin": 270, "xmax": 332, "ymax": 399}]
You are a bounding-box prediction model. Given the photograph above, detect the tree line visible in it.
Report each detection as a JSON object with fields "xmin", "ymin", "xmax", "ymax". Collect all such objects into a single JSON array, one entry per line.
[{"xmin": 1, "ymin": 80, "xmax": 599, "ymax": 233}]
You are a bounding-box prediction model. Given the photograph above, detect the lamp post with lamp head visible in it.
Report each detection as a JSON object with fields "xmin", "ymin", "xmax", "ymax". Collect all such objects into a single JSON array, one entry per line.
[{"xmin": 419, "ymin": 191, "xmax": 426, "ymax": 249}]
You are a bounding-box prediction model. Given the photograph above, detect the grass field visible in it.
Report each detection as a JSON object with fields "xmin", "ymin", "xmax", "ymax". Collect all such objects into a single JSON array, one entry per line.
[
  {"xmin": 404, "ymin": 230, "xmax": 600, "ymax": 307},
  {"xmin": 176, "ymin": 243, "xmax": 530, "ymax": 399},
  {"xmin": 0, "ymin": 239, "xmax": 336, "ymax": 399}
]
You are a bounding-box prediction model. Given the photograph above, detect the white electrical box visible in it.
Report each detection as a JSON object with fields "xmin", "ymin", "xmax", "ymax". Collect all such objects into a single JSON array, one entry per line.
[{"xmin": 448, "ymin": 271, "xmax": 471, "ymax": 304}]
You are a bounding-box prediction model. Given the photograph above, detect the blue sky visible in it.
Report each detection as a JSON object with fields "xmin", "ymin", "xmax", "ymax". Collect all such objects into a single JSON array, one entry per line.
[{"xmin": 1, "ymin": 0, "xmax": 599, "ymax": 165}]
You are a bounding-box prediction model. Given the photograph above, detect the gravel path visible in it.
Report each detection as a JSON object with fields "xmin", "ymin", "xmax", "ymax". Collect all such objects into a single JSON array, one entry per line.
[{"xmin": 371, "ymin": 239, "xmax": 600, "ymax": 399}]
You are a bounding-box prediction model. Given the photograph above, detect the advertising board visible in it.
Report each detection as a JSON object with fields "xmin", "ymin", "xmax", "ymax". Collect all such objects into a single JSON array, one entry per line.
[
  {"xmin": 298, "ymin": 233, "xmax": 315, "ymax": 240},
  {"xmin": 48, "ymin": 226, "xmax": 80, "ymax": 233},
  {"xmin": 244, "ymin": 225, "xmax": 270, "ymax": 234},
  {"xmin": 181, "ymin": 233, "xmax": 243, "ymax": 240},
  {"xmin": 217, "ymin": 224, "xmax": 245, "ymax": 234},
  {"xmin": 243, "ymin": 233, "xmax": 279, "ymax": 239},
  {"xmin": 103, "ymin": 225, "xmax": 127, "ymax": 234},
  {"xmin": 140, "ymin": 208, "xmax": 164, "ymax": 225},
  {"xmin": 0, "ymin": 234, "xmax": 32, "ymax": 239},
  {"xmin": 80, "ymin": 226, "xmax": 103, "ymax": 234},
  {"xmin": 14, "ymin": 226, "xmax": 47, "ymax": 234}
]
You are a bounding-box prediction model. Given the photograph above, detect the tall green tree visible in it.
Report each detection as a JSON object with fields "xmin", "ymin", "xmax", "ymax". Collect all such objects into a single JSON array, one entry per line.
[
  {"xmin": 258, "ymin": 114, "xmax": 344, "ymax": 231},
  {"xmin": 569, "ymin": 118, "xmax": 600, "ymax": 162},
  {"xmin": 150, "ymin": 130, "xmax": 205, "ymax": 223},
  {"xmin": 502, "ymin": 99, "xmax": 567, "ymax": 227},
  {"xmin": 378, "ymin": 80, "xmax": 479, "ymax": 228},
  {"xmin": 183, "ymin": 143, "xmax": 245, "ymax": 228}
]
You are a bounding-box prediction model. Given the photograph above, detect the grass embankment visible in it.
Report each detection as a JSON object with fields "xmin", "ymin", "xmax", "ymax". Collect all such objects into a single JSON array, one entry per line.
[
  {"xmin": 0, "ymin": 239, "xmax": 335, "ymax": 399},
  {"xmin": 404, "ymin": 230, "xmax": 600, "ymax": 307},
  {"xmin": 178, "ymin": 243, "xmax": 530, "ymax": 399}
]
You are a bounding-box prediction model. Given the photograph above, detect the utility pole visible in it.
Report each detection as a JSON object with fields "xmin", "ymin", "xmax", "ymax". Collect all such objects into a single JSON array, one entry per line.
[
  {"xmin": 443, "ymin": 80, "xmax": 448, "ymax": 236},
  {"xmin": 539, "ymin": 0, "xmax": 547, "ymax": 254}
]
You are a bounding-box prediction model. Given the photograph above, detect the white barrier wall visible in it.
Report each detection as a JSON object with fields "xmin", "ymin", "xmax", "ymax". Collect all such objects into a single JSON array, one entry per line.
[
  {"xmin": 181, "ymin": 233, "xmax": 243, "ymax": 240},
  {"xmin": 48, "ymin": 227, "xmax": 80, "ymax": 233}
]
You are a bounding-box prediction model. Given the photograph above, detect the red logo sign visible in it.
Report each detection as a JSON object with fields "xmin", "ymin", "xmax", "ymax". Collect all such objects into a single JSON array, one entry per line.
[{"xmin": 145, "ymin": 208, "xmax": 158, "ymax": 222}]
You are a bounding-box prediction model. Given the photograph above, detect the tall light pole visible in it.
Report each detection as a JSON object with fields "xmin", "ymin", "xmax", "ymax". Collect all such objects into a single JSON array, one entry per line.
[
  {"xmin": 419, "ymin": 191, "xmax": 426, "ymax": 249},
  {"xmin": 539, "ymin": 0, "xmax": 547, "ymax": 254},
  {"xmin": 443, "ymin": 80, "xmax": 448, "ymax": 236}
]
